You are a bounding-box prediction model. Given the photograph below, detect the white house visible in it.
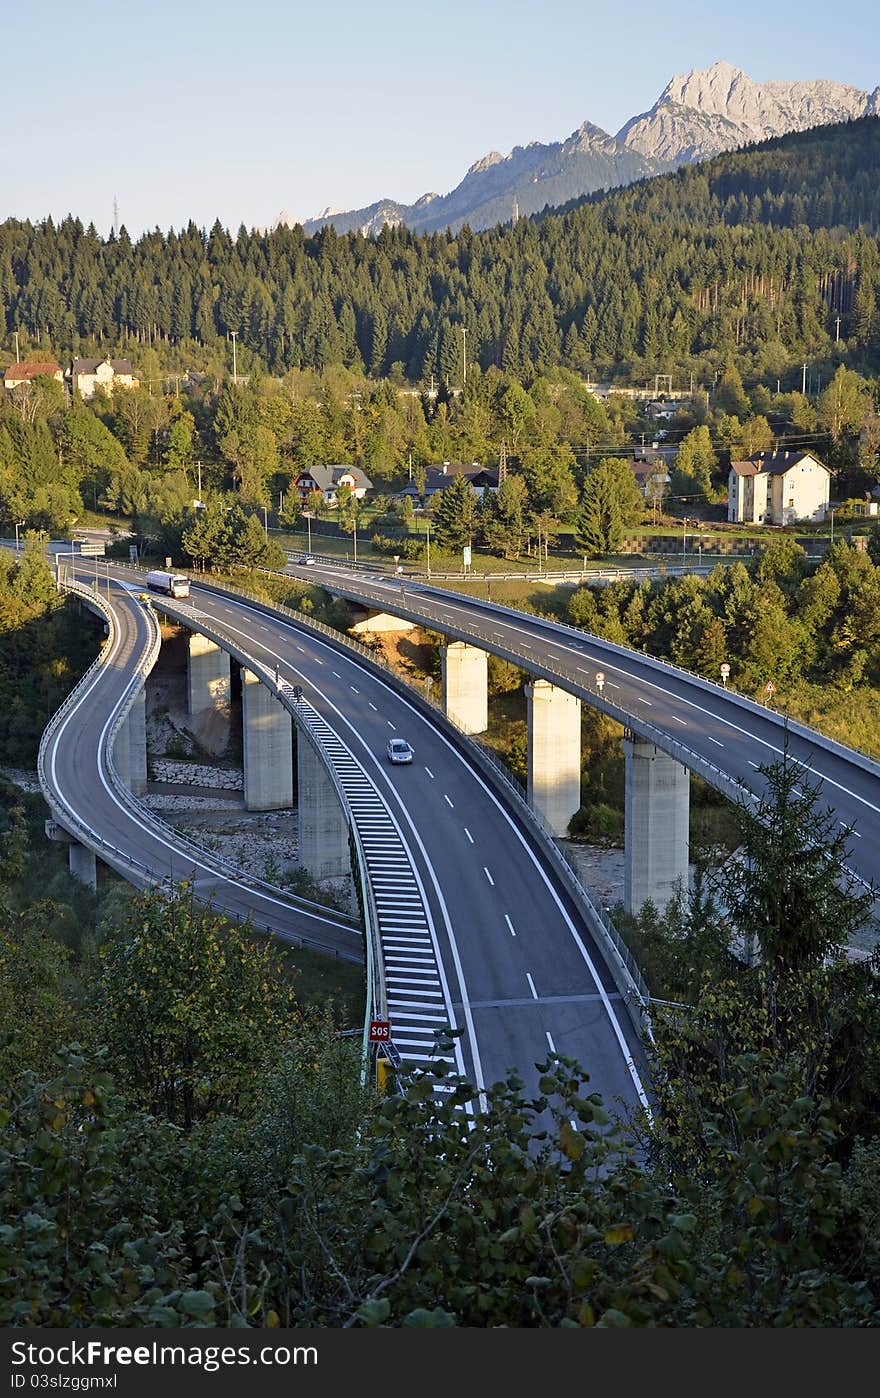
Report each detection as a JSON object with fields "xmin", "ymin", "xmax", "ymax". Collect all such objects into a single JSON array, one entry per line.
[
  {"xmin": 70, "ymin": 357, "xmax": 138, "ymax": 400},
  {"xmin": 3, "ymin": 361, "xmax": 64, "ymax": 391},
  {"xmin": 728, "ymin": 450, "xmax": 830, "ymax": 525},
  {"xmin": 294, "ymin": 464, "xmax": 373, "ymax": 506}
]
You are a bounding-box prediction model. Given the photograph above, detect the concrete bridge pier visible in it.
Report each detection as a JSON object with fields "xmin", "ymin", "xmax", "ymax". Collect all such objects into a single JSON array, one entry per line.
[
  {"xmin": 624, "ymin": 736, "xmax": 690, "ymax": 914},
  {"xmin": 113, "ymin": 707, "xmax": 132, "ymax": 789},
  {"xmin": 441, "ymin": 640, "xmax": 488, "ymax": 734},
  {"xmin": 526, "ymin": 680, "xmax": 582, "ymax": 837},
  {"xmin": 187, "ymin": 633, "xmax": 231, "ymax": 716},
  {"xmin": 242, "ymin": 668, "xmax": 293, "ymax": 810},
  {"xmin": 127, "ymin": 686, "xmax": 147, "ymax": 795},
  {"xmin": 45, "ymin": 819, "xmax": 97, "ymax": 891},
  {"xmin": 297, "ymin": 738, "xmax": 352, "ymax": 881},
  {"xmin": 68, "ymin": 841, "xmax": 98, "ymax": 890}
]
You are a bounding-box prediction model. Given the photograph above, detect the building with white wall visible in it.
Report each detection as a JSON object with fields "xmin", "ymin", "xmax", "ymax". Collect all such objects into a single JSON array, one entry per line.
[{"xmin": 728, "ymin": 450, "xmax": 830, "ymax": 525}]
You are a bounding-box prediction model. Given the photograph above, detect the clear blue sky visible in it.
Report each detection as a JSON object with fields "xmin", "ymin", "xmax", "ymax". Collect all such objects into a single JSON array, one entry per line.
[{"xmin": 3, "ymin": 0, "xmax": 876, "ymax": 236}]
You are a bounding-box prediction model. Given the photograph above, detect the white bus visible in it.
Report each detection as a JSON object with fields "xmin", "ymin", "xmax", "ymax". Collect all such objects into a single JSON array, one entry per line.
[{"xmin": 145, "ymin": 570, "xmax": 190, "ymax": 598}]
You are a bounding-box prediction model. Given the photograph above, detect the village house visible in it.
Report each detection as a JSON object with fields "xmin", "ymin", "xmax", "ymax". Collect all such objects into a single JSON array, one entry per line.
[
  {"xmin": 3, "ymin": 361, "xmax": 64, "ymax": 391},
  {"xmin": 293, "ymin": 464, "xmax": 373, "ymax": 507},
  {"xmin": 70, "ymin": 356, "xmax": 138, "ymax": 400},
  {"xmin": 728, "ymin": 449, "xmax": 830, "ymax": 525},
  {"xmin": 400, "ymin": 462, "xmax": 499, "ymax": 502}
]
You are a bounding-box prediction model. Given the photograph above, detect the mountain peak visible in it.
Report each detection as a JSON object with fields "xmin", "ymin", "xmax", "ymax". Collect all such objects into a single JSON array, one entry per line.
[
  {"xmin": 468, "ymin": 151, "xmax": 504, "ymax": 175},
  {"xmin": 618, "ymin": 60, "xmax": 872, "ymax": 163}
]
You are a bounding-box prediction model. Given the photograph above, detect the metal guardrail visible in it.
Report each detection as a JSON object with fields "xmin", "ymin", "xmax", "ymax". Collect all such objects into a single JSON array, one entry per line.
[
  {"xmin": 187, "ymin": 574, "xmax": 653, "ymax": 1027},
  {"xmin": 39, "ymin": 576, "xmax": 361, "ymax": 952}
]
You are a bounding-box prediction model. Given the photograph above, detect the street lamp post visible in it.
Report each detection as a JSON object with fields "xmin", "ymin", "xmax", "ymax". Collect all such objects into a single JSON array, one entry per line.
[
  {"xmin": 303, "ymin": 512, "xmax": 312, "ymax": 553},
  {"xmin": 426, "ymin": 521, "xmax": 431, "ymax": 579},
  {"xmin": 14, "ymin": 519, "xmax": 24, "ymax": 551},
  {"xmin": 682, "ymin": 516, "xmax": 688, "ymax": 568},
  {"xmin": 829, "ymin": 508, "xmax": 836, "ymax": 546},
  {"xmin": 262, "ymin": 506, "xmax": 268, "ymax": 537},
  {"xmin": 353, "ymin": 515, "xmax": 358, "ymax": 565}
]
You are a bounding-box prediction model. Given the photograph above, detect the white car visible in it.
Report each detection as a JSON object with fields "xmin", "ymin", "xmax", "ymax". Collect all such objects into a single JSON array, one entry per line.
[
  {"xmin": 298, "ymin": 554, "xmax": 315, "ymax": 566},
  {"xmin": 387, "ymin": 738, "xmax": 414, "ymax": 765}
]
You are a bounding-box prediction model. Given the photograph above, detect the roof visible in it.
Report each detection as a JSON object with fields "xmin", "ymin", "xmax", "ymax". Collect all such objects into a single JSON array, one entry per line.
[
  {"xmin": 4, "ymin": 361, "xmax": 62, "ymax": 381},
  {"xmin": 401, "ymin": 464, "xmax": 496, "ymax": 495},
  {"xmin": 731, "ymin": 450, "xmax": 829, "ymax": 478},
  {"xmin": 71, "ymin": 357, "xmax": 135, "ymax": 376},
  {"xmin": 632, "ymin": 458, "xmax": 669, "ymax": 480},
  {"xmin": 296, "ymin": 464, "xmax": 373, "ymax": 491}
]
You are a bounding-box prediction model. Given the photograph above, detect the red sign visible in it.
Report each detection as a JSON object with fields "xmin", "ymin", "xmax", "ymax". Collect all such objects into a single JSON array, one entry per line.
[
  {"xmin": 764, "ymin": 680, "xmax": 776, "ymax": 694},
  {"xmin": 369, "ymin": 1019, "xmax": 391, "ymax": 1042},
  {"xmin": 595, "ymin": 671, "xmax": 605, "ymax": 686},
  {"xmin": 720, "ymin": 663, "xmax": 730, "ymax": 677}
]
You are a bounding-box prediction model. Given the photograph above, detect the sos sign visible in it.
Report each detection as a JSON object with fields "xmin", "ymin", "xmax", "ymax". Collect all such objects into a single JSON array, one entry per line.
[{"xmin": 369, "ymin": 1020, "xmax": 391, "ymax": 1042}]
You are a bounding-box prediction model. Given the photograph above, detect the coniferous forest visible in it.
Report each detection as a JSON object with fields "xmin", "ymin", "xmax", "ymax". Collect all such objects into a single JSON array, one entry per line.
[{"xmin": 2, "ymin": 118, "xmax": 879, "ymax": 386}]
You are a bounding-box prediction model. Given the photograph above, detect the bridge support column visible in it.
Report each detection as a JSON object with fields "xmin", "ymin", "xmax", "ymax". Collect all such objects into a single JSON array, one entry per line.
[
  {"xmin": 187, "ymin": 633, "xmax": 231, "ymax": 714},
  {"xmin": 127, "ymin": 685, "xmax": 147, "ymax": 795},
  {"xmin": 624, "ymin": 737, "xmax": 690, "ymax": 914},
  {"xmin": 68, "ymin": 841, "xmax": 97, "ymax": 891},
  {"xmin": 297, "ymin": 738, "xmax": 352, "ymax": 881},
  {"xmin": 242, "ymin": 669, "xmax": 293, "ymax": 811},
  {"xmin": 113, "ymin": 707, "xmax": 132, "ymax": 789},
  {"xmin": 441, "ymin": 640, "xmax": 488, "ymax": 734},
  {"xmin": 526, "ymin": 680, "xmax": 582, "ymax": 836}
]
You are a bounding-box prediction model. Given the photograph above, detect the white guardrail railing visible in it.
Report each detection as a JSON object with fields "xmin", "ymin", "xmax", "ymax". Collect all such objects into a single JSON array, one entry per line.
[
  {"xmin": 145, "ymin": 591, "xmax": 389, "ymax": 1080},
  {"xmin": 39, "ymin": 575, "xmax": 361, "ymax": 954},
  {"xmin": 184, "ymin": 573, "xmax": 653, "ymax": 1026}
]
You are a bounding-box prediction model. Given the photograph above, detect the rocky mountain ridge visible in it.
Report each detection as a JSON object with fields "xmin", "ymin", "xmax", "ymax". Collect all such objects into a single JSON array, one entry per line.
[{"xmin": 282, "ymin": 61, "xmax": 878, "ymax": 238}]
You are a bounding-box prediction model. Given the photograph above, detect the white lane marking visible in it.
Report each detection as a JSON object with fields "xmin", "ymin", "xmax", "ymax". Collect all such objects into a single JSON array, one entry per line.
[
  {"xmin": 213, "ymin": 596, "xmax": 661, "ymax": 1111},
  {"xmin": 708, "ymin": 736, "xmax": 724, "ymax": 747},
  {"xmin": 504, "ymin": 914, "xmax": 516, "ymax": 937},
  {"xmin": 369, "ymin": 702, "xmax": 377, "ymax": 711},
  {"xmin": 484, "ymin": 866, "xmax": 495, "ymax": 886},
  {"xmin": 211, "ymin": 608, "xmax": 484, "ymax": 1104},
  {"xmin": 387, "ymin": 720, "xmax": 396, "ymax": 729},
  {"xmin": 607, "ymin": 682, "xmax": 620, "ymax": 689},
  {"xmin": 444, "ymin": 794, "xmax": 454, "ymax": 808},
  {"xmin": 748, "ymin": 760, "xmax": 759, "ymax": 769},
  {"xmin": 314, "ymin": 658, "xmax": 323, "ymax": 665},
  {"xmin": 332, "ymin": 670, "xmax": 341, "ymax": 677},
  {"xmin": 424, "ymin": 766, "xmax": 435, "ymax": 779},
  {"xmin": 672, "ymin": 716, "xmax": 687, "ymax": 725},
  {"xmin": 420, "ymin": 592, "xmax": 880, "ymax": 817},
  {"xmin": 526, "ymin": 973, "xmax": 538, "ymax": 1000},
  {"xmin": 464, "ymin": 828, "xmax": 474, "ymax": 844},
  {"xmin": 350, "ymin": 686, "xmax": 359, "ymax": 694},
  {"xmin": 50, "ymin": 603, "xmax": 342, "ymax": 930},
  {"xmin": 637, "ymin": 697, "xmax": 652, "ymax": 705},
  {"xmin": 546, "ymin": 1031, "xmax": 556, "ymax": 1053}
]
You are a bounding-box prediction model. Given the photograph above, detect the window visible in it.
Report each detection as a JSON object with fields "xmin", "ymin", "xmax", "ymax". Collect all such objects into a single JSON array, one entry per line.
[{"xmin": 788, "ymin": 498, "xmax": 794, "ymax": 508}]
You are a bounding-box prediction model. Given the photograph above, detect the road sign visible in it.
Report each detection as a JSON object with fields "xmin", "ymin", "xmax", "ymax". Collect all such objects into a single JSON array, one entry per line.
[
  {"xmin": 129, "ymin": 544, "xmax": 138, "ymax": 562},
  {"xmin": 764, "ymin": 680, "xmax": 776, "ymax": 695},
  {"xmin": 463, "ymin": 545, "xmax": 472, "ymax": 568},
  {"xmin": 720, "ymin": 663, "xmax": 730, "ymax": 682},
  {"xmin": 595, "ymin": 671, "xmax": 605, "ymax": 691},
  {"xmin": 79, "ymin": 542, "xmax": 104, "ymax": 556},
  {"xmin": 369, "ymin": 1019, "xmax": 391, "ymax": 1042}
]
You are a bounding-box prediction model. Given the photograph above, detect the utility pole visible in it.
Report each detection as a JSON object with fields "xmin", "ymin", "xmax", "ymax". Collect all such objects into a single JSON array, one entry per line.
[
  {"xmin": 802, "ymin": 362, "xmax": 807, "ymax": 395},
  {"xmin": 498, "ymin": 438, "xmax": 507, "ymax": 486},
  {"xmin": 230, "ymin": 330, "xmax": 238, "ymax": 383},
  {"xmin": 14, "ymin": 329, "xmax": 20, "ymax": 363},
  {"xmin": 460, "ymin": 326, "xmax": 467, "ymax": 390},
  {"xmin": 835, "ymin": 316, "xmax": 841, "ymax": 343}
]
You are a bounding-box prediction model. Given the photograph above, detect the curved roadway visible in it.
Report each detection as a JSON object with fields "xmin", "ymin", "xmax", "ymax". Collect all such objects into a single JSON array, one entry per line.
[
  {"xmin": 46, "ymin": 559, "xmax": 652, "ymax": 1121},
  {"xmin": 293, "ymin": 559, "xmax": 880, "ymax": 891}
]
